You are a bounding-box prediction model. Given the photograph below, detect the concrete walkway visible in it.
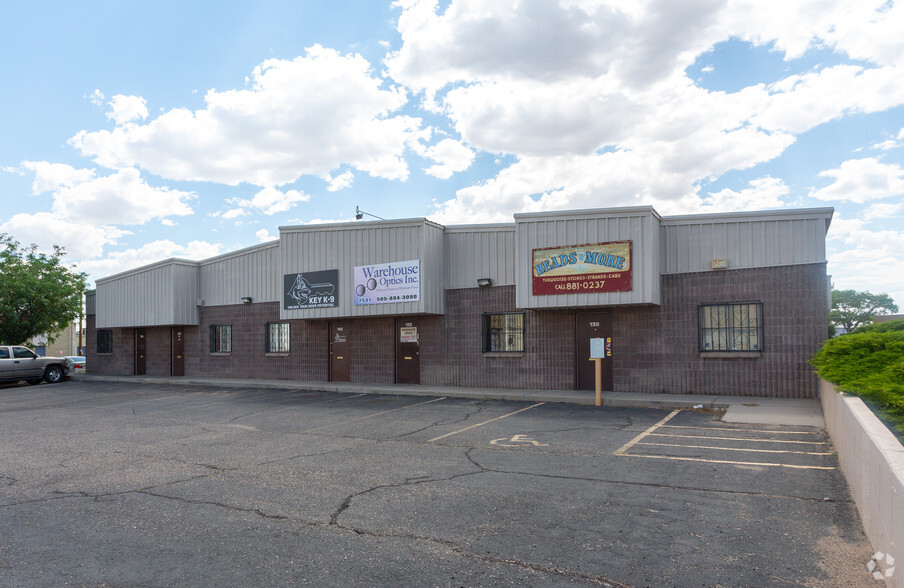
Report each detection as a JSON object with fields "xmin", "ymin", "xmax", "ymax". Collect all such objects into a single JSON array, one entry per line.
[{"xmin": 71, "ymin": 373, "xmax": 825, "ymax": 427}]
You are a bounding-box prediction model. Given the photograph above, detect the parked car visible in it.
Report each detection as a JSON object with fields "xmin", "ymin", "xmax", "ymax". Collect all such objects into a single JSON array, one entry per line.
[
  {"xmin": 65, "ymin": 356, "xmax": 86, "ymax": 372},
  {"xmin": 0, "ymin": 345, "xmax": 70, "ymax": 384}
]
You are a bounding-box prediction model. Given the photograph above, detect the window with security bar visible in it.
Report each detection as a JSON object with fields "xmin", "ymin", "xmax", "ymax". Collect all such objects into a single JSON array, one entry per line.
[
  {"xmin": 483, "ymin": 312, "xmax": 525, "ymax": 353},
  {"xmin": 96, "ymin": 330, "xmax": 113, "ymax": 354},
  {"xmin": 267, "ymin": 322, "xmax": 290, "ymax": 353},
  {"xmin": 698, "ymin": 303, "xmax": 763, "ymax": 352},
  {"xmin": 209, "ymin": 325, "xmax": 232, "ymax": 353}
]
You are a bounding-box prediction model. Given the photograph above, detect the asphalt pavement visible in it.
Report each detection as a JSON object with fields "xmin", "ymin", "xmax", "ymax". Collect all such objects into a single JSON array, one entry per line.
[{"xmin": 0, "ymin": 379, "xmax": 872, "ymax": 586}]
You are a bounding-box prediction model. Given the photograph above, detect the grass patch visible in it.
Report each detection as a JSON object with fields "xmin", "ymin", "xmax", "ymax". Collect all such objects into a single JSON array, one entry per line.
[{"xmin": 811, "ymin": 318, "xmax": 904, "ymax": 438}]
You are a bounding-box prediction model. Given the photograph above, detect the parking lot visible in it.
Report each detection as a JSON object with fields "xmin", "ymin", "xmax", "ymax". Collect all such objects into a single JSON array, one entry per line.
[{"xmin": 0, "ymin": 380, "xmax": 873, "ymax": 586}]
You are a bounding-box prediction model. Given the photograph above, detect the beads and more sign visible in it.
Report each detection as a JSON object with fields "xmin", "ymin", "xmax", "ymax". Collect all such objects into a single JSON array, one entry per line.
[{"xmin": 531, "ymin": 241, "xmax": 632, "ymax": 295}]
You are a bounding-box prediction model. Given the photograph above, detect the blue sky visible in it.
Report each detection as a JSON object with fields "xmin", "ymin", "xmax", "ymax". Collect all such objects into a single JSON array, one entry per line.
[{"xmin": 2, "ymin": 0, "xmax": 903, "ymax": 309}]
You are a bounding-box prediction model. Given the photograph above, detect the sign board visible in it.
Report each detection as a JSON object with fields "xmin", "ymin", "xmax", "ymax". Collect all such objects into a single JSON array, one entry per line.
[
  {"xmin": 590, "ymin": 338, "xmax": 605, "ymax": 359},
  {"xmin": 400, "ymin": 327, "xmax": 418, "ymax": 343},
  {"xmin": 532, "ymin": 241, "xmax": 632, "ymax": 296},
  {"xmin": 284, "ymin": 270, "xmax": 339, "ymax": 310},
  {"xmin": 354, "ymin": 259, "xmax": 421, "ymax": 306}
]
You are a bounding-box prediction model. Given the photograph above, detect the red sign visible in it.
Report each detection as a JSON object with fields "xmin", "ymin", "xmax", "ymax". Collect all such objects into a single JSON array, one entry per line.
[{"xmin": 532, "ymin": 241, "xmax": 632, "ymax": 296}]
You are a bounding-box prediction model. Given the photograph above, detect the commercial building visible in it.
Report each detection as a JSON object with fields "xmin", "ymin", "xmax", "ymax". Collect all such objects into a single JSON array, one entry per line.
[{"xmin": 86, "ymin": 206, "xmax": 832, "ymax": 398}]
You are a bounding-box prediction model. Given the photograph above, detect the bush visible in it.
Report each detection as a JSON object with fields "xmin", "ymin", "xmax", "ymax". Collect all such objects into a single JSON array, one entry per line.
[{"xmin": 811, "ymin": 318, "xmax": 904, "ymax": 435}]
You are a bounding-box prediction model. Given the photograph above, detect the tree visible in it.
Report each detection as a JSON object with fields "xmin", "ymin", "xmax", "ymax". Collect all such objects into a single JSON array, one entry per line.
[
  {"xmin": 0, "ymin": 234, "xmax": 87, "ymax": 346},
  {"xmin": 829, "ymin": 289, "xmax": 899, "ymax": 334}
]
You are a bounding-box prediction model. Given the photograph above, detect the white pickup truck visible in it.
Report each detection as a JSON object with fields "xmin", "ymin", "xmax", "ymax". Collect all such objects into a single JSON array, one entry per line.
[{"xmin": 0, "ymin": 345, "xmax": 70, "ymax": 385}]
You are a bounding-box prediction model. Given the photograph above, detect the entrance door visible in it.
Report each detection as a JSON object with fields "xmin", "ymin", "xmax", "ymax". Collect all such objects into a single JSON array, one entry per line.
[
  {"xmin": 329, "ymin": 322, "xmax": 350, "ymax": 382},
  {"xmin": 396, "ymin": 318, "xmax": 420, "ymax": 384},
  {"xmin": 135, "ymin": 328, "xmax": 147, "ymax": 375},
  {"xmin": 171, "ymin": 327, "xmax": 185, "ymax": 376},
  {"xmin": 576, "ymin": 311, "xmax": 613, "ymax": 391}
]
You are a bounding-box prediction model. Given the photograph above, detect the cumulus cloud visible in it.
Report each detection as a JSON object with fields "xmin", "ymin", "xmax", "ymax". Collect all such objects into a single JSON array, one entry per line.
[
  {"xmin": 809, "ymin": 158, "xmax": 904, "ymax": 203},
  {"xmin": 12, "ymin": 161, "xmax": 195, "ymax": 226},
  {"xmin": 78, "ymin": 240, "xmax": 222, "ymax": 284},
  {"xmin": 0, "ymin": 212, "xmax": 128, "ymax": 260},
  {"xmin": 255, "ymin": 229, "xmax": 276, "ymax": 242},
  {"xmin": 423, "ymin": 138, "xmax": 474, "ymax": 179},
  {"xmin": 391, "ymin": 0, "xmax": 904, "ymax": 224},
  {"xmin": 226, "ymin": 186, "xmax": 310, "ymax": 216},
  {"xmin": 828, "ymin": 218, "xmax": 904, "ymax": 306},
  {"xmin": 699, "ymin": 177, "xmax": 790, "ymax": 213},
  {"xmin": 325, "ymin": 170, "xmax": 355, "ymax": 192},
  {"xmin": 70, "ymin": 45, "xmax": 424, "ymax": 186},
  {"xmin": 2, "ymin": 162, "xmax": 199, "ymax": 277},
  {"xmin": 106, "ymin": 94, "xmax": 148, "ymax": 125}
]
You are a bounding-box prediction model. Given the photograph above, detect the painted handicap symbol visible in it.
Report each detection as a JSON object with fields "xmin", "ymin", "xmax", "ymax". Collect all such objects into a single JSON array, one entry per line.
[{"xmin": 490, "ymin": 434, "xmax": 549, "ymax": 447}]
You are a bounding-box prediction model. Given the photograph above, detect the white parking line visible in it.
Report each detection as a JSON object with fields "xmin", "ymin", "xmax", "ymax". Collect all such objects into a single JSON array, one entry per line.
[
  {"xmin": 428, "ymin": 402, "xmax": 546, "ymax": 442},
  {"xmin": 620, "ymin": 453, "xmax": 836, "ymax": 470},
  {"xmin": 648, "ymin": 433, "xmax": 826, "ymax": 445},
  {"xmin": 302, "ymin": 396, "xmax": 447, "ymax": 433},
  {"xmin": 637, "ymin": 442, "xmax": 833, "ymax": 455},
  {"xmin": 613, "ymin": 409, "xmax": 680, "ymax": 454}
]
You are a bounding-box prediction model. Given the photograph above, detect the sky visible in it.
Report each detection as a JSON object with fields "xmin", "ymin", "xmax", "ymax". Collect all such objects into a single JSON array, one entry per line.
[{"xmin": 1, "ymin": 0, "xmax": 903, "ymax": 309}]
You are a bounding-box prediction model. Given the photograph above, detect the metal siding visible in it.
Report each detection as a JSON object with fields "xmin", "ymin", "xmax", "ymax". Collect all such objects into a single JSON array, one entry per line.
[
  {"xmin": 96, "ymin": 261, "xmax": 200, "ymax": 328},
  {"xmin": 172, "ymin": 263, "xmax": 200, "ymax": 324},
  {"xmin": 444, "ymin": 226, "xmax": 515, "ymax": 289},
  {"xmin": 279, "ymin": 220, "xmax": 444, "ymax": 320},
  {"xmin": 85, "ymin": 291, "xmax": 96, "ymax": 315},
  {"xmin": 515, "ymin": 209, "xmax": 660, "ymax": 309},
  {"xmin": 660, "ymin": 215, "xmax": 830, "ymax": 274},
  {"xmin": 200, "ymin": 243, "xmax": 279, "ymax": 307}
]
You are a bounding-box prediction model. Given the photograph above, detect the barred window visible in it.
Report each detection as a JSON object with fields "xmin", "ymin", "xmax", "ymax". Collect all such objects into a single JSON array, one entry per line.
[
  {"xmin": 209, "ymin": 325, "xmax": 232, "ymax": 353},
  {"xmin": 698, "ymin": 303, "xmax": 763, "ymax": 352},
  {"xmin": 483, "ymin": 312, "xmax": 525, "ymax": 353},
  {"xmin": 97, "ymin": 330, "xmax": 113, "ymax": 354},
  {"xmin": 267, "ymin": 322, "xmax": 290, "ymax": 353}
]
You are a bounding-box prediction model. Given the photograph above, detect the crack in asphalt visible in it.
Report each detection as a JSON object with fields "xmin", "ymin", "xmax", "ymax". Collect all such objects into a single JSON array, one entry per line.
[
  {"xmin": 328, "ymin": 464, "xmax": 484, "ymax": 526},
  {"xmin": 329, "ymin": 522, "xmax": 631, "ymax": 587}
]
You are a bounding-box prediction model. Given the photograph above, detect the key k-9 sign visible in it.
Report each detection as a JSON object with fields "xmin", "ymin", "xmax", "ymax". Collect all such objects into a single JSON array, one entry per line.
[{"xmin": 284, "ymin": 270, "xmax": 339, "ymax": 309}]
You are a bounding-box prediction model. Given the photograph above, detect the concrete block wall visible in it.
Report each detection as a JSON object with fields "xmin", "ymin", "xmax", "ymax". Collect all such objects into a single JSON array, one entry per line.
[
  {"xmin": 85, "ymin": 262, "xmax": 828, "ymax": 397},
  {"xmin": 820, "ymin": 379, "xmax": 904, "ymax": 586},
  {"xmin": 85, "ymin": 315, "xmax": 136, "ymax": 376},
  {"xmin": 619, "ymin": 262, "xmax": 829, "ymax": 398}
]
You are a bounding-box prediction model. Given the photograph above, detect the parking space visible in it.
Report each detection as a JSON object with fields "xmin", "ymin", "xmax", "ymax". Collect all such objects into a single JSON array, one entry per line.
[
  {"xmin": 0, "ymin": 381, "xmax": 874, "ymax": 586},
  {"xmin": 615, "ymin": 409, "xmax": 836, "ymax": 470}
]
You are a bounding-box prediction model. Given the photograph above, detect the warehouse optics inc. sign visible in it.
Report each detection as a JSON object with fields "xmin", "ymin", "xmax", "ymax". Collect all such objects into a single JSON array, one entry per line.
[
  {"xmin": 532, "ymin": 241, "xmax": 632, "ymax": 295},
  {"xmin": 354, "ymin": 259, "xmax": 421, "ymax": 305},
  {"xmin": 284, "ymin": 270, "xmax": 339, "ymax": 309}
]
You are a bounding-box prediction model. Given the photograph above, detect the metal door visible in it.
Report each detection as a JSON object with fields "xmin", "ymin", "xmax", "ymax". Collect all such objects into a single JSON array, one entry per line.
[
  {"xmin": 135, "ymin": 329, "xmax": 146, "ymax": 375},
  {"xmin": 171, "ymin": 327, "xmax": 184, "ymax": 376},
  {"xmin": 329, "ymin": 322, "xmax": 350, "ymax": 382},
  {"xmin": 396, "ymin": 318, "xmax": 420, "ymax": 385},
  {"xmin": 575, "ymin": 311, "xmax": 613, "ymax": 391}
]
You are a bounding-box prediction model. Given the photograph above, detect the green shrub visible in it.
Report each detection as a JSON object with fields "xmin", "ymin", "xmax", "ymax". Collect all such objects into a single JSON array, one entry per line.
[{"xmin": 811, "ymin": 319, "xmax": 904, "ymax": 435}]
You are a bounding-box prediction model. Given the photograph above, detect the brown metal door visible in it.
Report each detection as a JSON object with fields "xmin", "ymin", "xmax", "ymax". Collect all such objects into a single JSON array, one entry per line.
[
  {"xmin": 329, "ymin": 322, "xmax": 350, "ymax": 382},
  {"xmin": 135, "ymin": 328, "xmax": 147, "ymax": 375},
  {"xmin": 171, "ymin": 327, "xmax": 185, "ymax": 376},
  {"xmin": 576, "ymin": 311, "xmax": 613, "ymax": 391},
  {"xmin": 396, "ymin": 318, "xmax": 420, "ymax": 384}
]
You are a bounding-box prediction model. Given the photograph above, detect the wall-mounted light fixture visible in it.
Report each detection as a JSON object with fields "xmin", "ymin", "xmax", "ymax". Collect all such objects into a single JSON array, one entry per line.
[
  {"xmin": 241, "ymin": 296, "xmax": 253, "ymax": 304},
  {"xmin": 355, "ymin": 205, "xmax": 385, "ymax": 221},
  {"xmin": 477, "ymin": 277, "xmax": 493, "ymax": 287}
]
